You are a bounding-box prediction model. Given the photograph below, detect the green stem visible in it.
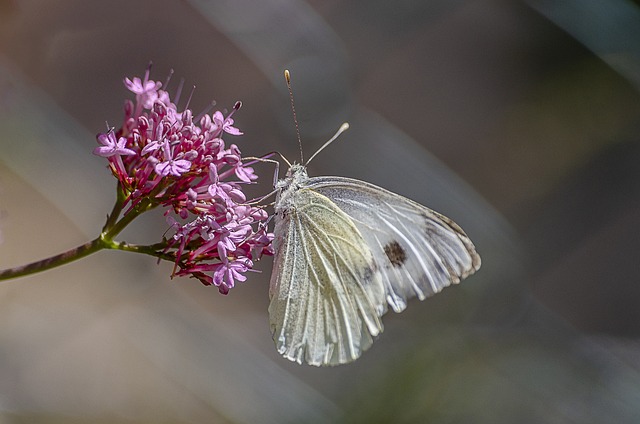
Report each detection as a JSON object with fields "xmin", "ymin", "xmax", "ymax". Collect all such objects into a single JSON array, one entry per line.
[
  {"xmin": 0, "ymin": 194, "xmax": 164, "ymax": 281},
  {"xmin": 0, "ymin": 237, "xmax": 177, "ymax": 281},
  {"xmin": 110, "ymin": 241, "xmax": 177, "ymax": 264},
  {"xmin": 0, "ymin": 237, "xmax": 107, "ymax": 280},
  {"xmin": 103, "ymin": 197, "xmax": 155, "ymax": 239},
  {"xmin": 0, "ymin": 160, "xmax": 198, "ymax": 283},
  {"xmin": 102, "ymin": 182, "xmax": 126, "ymax": 232}
]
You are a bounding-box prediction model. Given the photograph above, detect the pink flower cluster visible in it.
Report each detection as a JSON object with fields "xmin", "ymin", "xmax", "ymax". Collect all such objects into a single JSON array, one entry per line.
[{"xmin": 94, "ymin": 68, "xmax": 273, "ymax": 294}]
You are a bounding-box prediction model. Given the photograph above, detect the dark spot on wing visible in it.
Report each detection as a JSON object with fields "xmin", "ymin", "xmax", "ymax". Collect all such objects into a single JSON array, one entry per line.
[
  {"xmin": 361, "ymin": 262, "xmax": 378, "ymax": 284},
  {"xmin": 363, "ymin": 265, "xmax": 373, "ymax": 281},
  {"xmin": 383, "ymin": 241, "xmax": 407, "ymax": 267}
]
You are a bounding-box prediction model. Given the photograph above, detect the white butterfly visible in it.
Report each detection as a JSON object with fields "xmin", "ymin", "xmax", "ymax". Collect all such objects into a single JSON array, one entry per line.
[{"xmin": 268, "ymin": 127, "xmax": 481, "ymax": 367}]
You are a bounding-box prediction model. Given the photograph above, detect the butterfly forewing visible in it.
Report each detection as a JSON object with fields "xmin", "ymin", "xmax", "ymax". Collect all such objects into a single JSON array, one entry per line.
[
  {"xmin": 269, "ymin": 186, "xmax": 386, "ymax": 366},
  {"xmin": 304, "ymin": 176, "xmax": 481, "ymax": 313}
]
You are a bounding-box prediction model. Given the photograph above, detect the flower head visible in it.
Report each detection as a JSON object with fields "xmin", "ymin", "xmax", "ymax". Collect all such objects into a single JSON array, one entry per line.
[{"xmin": 95, "ymin": 67, "xmax": 272, "ymax": 293}]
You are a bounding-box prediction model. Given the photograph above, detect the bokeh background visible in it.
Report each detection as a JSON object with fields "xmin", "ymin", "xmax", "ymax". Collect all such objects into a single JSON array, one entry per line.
[{"xmin": 1, "ymin": 0, "xmax": 640, "ymax": 422}]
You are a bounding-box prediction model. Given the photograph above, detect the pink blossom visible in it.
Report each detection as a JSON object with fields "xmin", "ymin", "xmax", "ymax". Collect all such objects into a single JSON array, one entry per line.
[
  {"xmin": 235, "ymin": 164, "xmax": 258, "ymax": 183},
  {"xmin": 94, "ymin": 68, "xmax": 273, "ymax": 294},
  {"xmin": 93, "ymin": 131, "xmax": 136, "ymax": 157},
  {"xmin": 155, "ymin": 140, "xmax": 192, "ymax": 177},
  {"xmin": 213, "ymin": 244, "xmax": 251, "ymax": 292},
  {"xmin": 124, "ymin": 68, "xmax": 162, "ymax": 109},
  {"xmin": 212, "ymin": 110, "xmax": 243, "ymax": 136}
]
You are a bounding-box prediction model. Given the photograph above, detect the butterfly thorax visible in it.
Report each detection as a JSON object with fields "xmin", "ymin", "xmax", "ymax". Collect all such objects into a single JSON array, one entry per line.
[{"xmin": 274, "ymin": 164, "xmax": 309, "ymax": 213}]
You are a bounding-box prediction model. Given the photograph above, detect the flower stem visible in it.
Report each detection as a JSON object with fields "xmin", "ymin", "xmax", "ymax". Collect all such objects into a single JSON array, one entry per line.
[
  {"xmin": 103, "ymin": 197, "xmax": 155, "ymax": 239},
  {"xmin": 111, "ymin": 241, "xmax": 176, "ymax": 263},
  {"xmin": 102, "ymin": 182, "xmax": 126, "ymax": 232},
  {"xmin": 0, "ymin": 237, "xmax": 107, "ymax": 281},
  {"xmin": 0, "ymin": 194, "xmax": 159, "ymax": 281}
]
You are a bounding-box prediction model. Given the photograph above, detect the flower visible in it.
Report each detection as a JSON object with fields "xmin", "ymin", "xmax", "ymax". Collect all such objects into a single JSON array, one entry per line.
[
  {"xmin": 94, "ymin": 67, "xmax": 272, "ymax": 293},
  {"xmin": 124, "ymin": 67, "xmax": 162, "ymax": 109},
  {"xmin": 154, "ymin": 140, "xmax": 192, "ymax": 177},
  {"xmin": 212, "ymin": 110, "xmax": 243, "ymax": 136},
  {"xmin": 93, "ymin": 131, "xmax": 136, "ymax": 158}
]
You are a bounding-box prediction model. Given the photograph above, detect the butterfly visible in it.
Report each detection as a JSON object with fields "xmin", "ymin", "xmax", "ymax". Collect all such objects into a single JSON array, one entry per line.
[
  {"xmin": 268, "ymin": 134, "xmax": 481, "ymax": 367},
  {"xmin": 267, "ymin": 71, "xmax": 480, "ymax": 366}
]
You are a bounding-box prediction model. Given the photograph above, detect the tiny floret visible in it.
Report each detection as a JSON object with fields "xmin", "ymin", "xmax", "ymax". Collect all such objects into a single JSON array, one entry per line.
[{"xmin": 94, "ymin": 131, "xmax": 136, "ymax": 158}]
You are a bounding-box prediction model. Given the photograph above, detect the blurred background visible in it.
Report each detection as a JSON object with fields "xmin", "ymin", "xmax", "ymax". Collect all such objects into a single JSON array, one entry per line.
[{"xmin": 1, "ymin": 0, "xmax": 640, "ymax": 422}]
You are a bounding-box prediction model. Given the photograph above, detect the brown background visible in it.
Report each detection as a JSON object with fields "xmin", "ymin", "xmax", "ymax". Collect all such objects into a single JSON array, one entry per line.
[{"xmin": 1, "ymin": 0, "xmax": 639, "ymax": 422}]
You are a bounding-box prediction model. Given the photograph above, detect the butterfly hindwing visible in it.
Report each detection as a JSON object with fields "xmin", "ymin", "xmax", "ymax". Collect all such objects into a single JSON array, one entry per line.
[
  {"xmin": 305, "ymin": 176, "xmax": 481, "ymax": 313},
  {"xmin": 269, "ymin": 187, "xmax": 386, "ymax": 366}
]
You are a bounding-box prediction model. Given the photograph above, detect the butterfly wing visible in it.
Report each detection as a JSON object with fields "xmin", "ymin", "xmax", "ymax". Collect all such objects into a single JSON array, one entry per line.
[
  {"xmin": 269, "ymin": 187, "xmax": 387, "ymax": 366},
  {"xmin": 305, "ymin": 176, "xmax": 481, "ymax": 313}
]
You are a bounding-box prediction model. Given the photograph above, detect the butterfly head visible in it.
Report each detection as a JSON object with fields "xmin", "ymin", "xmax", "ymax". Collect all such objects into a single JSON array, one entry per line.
[
  {"xmin": 276, "ymin": 163, "xmax": 308, "ymax": 192},
  {"xmin": 285, "ymin": 163, "xmax": 307, "ymax": 179}
]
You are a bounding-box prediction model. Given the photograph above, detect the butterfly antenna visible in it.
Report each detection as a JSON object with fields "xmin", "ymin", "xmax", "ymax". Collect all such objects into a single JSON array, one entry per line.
[
  {"xmin": 284, "ymin": 70, "xmax": 304, "ymax": 164},
  {"xmin": 305, "ymin": 122, "xmax": 350, "ymax": 166}
]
